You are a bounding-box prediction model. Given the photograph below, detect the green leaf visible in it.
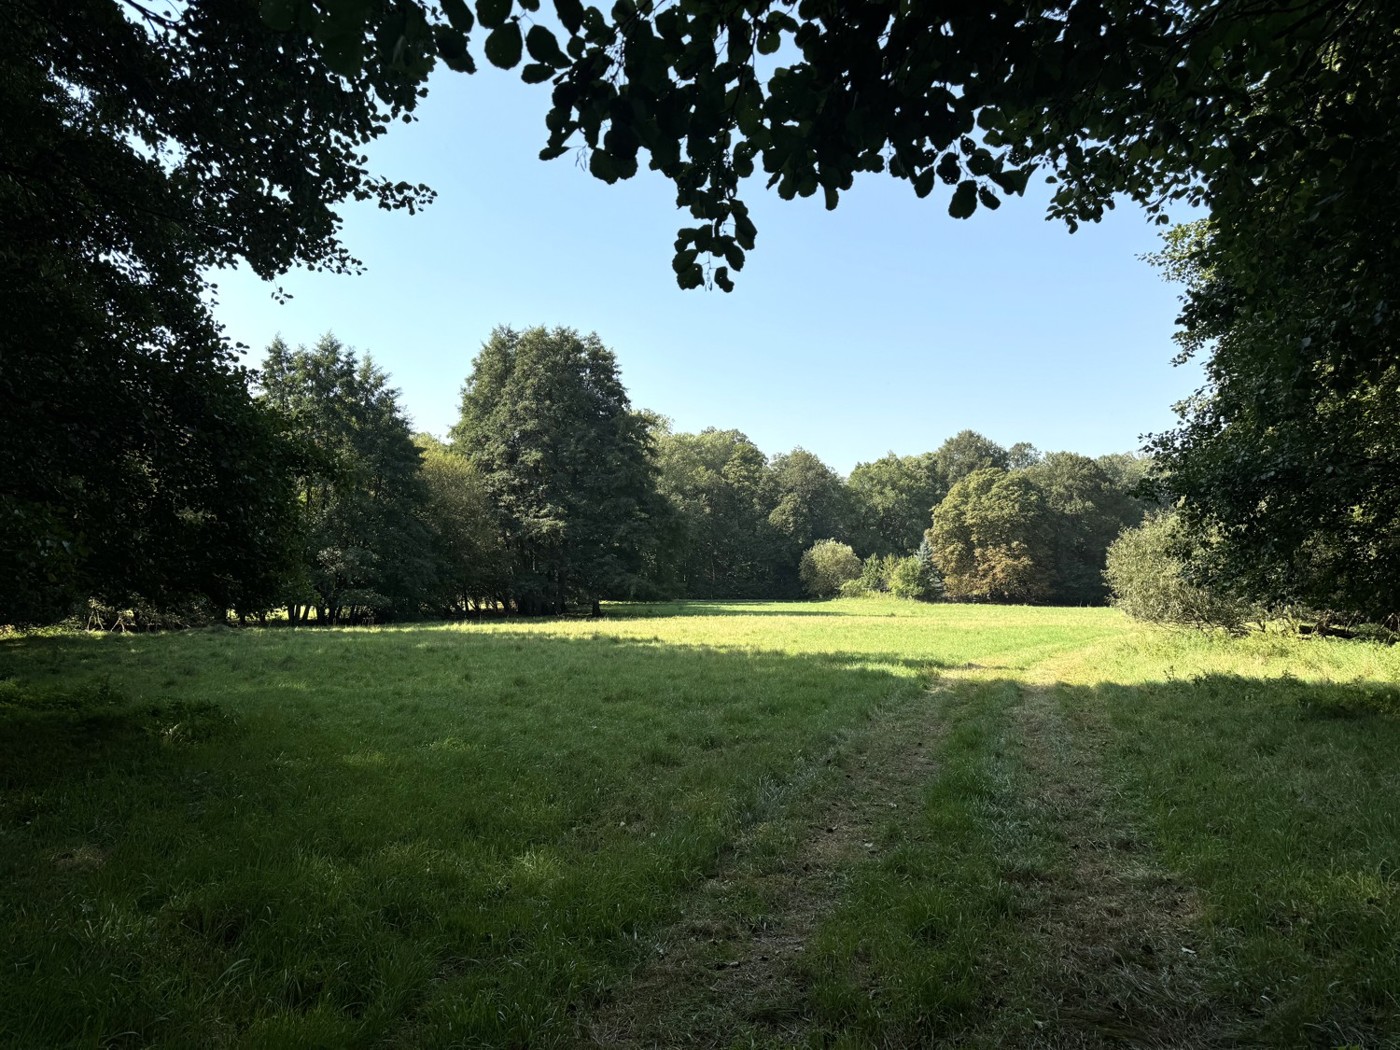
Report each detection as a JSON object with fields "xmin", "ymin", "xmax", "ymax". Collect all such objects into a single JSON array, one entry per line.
[
  {"xmin": 977, "ymin": 186, "xmax": 1001, "ymax": 210},
  {"xmin": 526, "ymin": 25, "xmax": 569, "ymax": 66},
  {"xmin": 522, "ymin": 62, "xmax": 555, "ymax": 83},
  {"xmin": 589, "ymin": 148, "xmax": 620, "ymax": 183},
  {"xmin": 555, "ymin": 0, "xmax": 585, "ymax": 33},
  {"xmin": 435, "ymin": 26, "xmax": 476, "ymax": 72},
  {"xmin": 948, "ymin": 180, "xmax": 978, "ymax": 219},
  {"xmin": 936, "ymin": 152, "xmax": 961, "ymax": 185},
  {"xmin": 966, "ymin": 148, "xmax": 994, "ymax": 176},
  {"xmin": 757, "ymin": 31, "xmax": 780, "ymax": 55},
  {"xmin": 318, "ymin": 31, "xmax": 366, "ymax": 77},
  {"xmin": 314, "ymin": 0, "xmax": 373, "ymax": 76},
  {"xmin": 440, "ymin": 0, "xmax": 474, "ymax": 31},
  {"xmin": 477, "ymin": 0, "xmax": 512, "ymax": 29},
  {"xmin": 484, "ymin": 21, "xmax": 523, "ymax": 68},
  {"xmin": 714, "ymin": 266, "xmax": 735, "ymax": 292},
  {"xmin": 677, "ymin": 263, "xmax": 705, "ymax": 289},
  {"xmin": 260, "ymin": 0, "xmax": 302, "ymax": 32}
]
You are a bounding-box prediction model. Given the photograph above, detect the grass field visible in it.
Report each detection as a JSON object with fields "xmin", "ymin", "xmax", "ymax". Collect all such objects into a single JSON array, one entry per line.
[{"xmin": 2, "ymin": 599, "xmax": 1398, "ymax": 1048}]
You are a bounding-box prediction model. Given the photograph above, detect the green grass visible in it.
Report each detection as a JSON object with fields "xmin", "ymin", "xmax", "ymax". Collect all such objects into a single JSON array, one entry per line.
[
  {"xmin": 2, "ymin": 599, "xmax": 1398, "ymax": 1047},
  {"xmin": 1047, "ymin": 631, "xmax": 1400, "ymax": 1046}
]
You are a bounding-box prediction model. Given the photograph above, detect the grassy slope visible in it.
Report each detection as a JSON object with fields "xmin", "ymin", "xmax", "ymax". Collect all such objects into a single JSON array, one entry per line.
[{"xmin": 2, "ymin": 600, "xmax": 1397, "ymax": 1047}]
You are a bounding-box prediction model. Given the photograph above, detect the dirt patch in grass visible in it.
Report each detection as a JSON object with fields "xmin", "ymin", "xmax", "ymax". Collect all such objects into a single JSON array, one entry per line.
[
  {"xmin": 583, "ymin": 691, "xmax": 946, "ymax": 1048},
  {"xmin": 999, "ymin": 686, "xmax": 1225, "ymax": 1049}
]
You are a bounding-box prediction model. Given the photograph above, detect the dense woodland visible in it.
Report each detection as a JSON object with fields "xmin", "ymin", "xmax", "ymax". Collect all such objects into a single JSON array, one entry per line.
[{"xmin": 2, "ymin": 0, "xmax": 1396, "ymax": 631}]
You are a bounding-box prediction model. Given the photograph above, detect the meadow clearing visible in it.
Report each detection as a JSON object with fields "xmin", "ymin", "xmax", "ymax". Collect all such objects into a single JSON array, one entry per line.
[{"xmin": 2, "ymin": 599, "xmax": 1398, "ymax": 1048}]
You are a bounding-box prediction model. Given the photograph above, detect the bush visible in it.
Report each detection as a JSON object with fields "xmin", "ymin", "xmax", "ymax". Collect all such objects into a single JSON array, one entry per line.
[
  {"xmin": 1104, "ymin": 513, "xmax": 1256, "ymax": 632},
  {"xmin": 799, "ymin": 539, "xmax": 862, "ymax": 599},
  {"xmin": 838, "ymin": 578, "xmax": 871, "ymax": 598},
  {"xmin": 888, "ymin": 550, "xmax": 944, "ymax": 601}
]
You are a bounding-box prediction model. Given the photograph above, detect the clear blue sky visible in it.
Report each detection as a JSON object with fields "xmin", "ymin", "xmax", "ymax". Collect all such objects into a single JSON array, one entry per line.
[{"xmin": 209, "ymin": 67, "xmax": 1203, "ymax": 476}]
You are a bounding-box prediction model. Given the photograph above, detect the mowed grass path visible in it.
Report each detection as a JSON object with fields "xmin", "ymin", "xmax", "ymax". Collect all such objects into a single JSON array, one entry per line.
[{"xmin": 2, "ymin": 601, "xmax": 1398, "ymax": 1047}]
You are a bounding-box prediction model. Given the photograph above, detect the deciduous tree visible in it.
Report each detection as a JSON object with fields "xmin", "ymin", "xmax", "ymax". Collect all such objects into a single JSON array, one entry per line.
[
  {"xmin": 933, "ymin": 431, "xmax": 1010, "ymax": 489},
  {"xmin": 1148, "ymin": 215, "xmax": 1400, "ymax": 625},
  {"xmin": 927, "ymin": 468, "xmax": 1051, "ymax": 603},
  {"xmin": 799, "ymin": 540, "xmax": 861, "ymax": 600},
  {"xmin": 416, "ymin": 435, "xmax": 509, "ymax": 616},
  {"xmin": 764, "ymin": 449, "xmax": 851, "ymax": 557},
  {"xmin": 1, "ymin": 0, "xmax": 433, "ymax": 624},
  {"xmin": 452, "ymin": 326, "xmax": 663, "ymax": 613},
  {"xmin": 259, "ymin": 335, "xmax": 432, "ymax": 624},
  {"xmin": 846, "ymin": 453, "xmax": 944, "ymax": 558},
  {"xmin": 1024, "ymin": 452, "xmax": 1145, "ymax": 605},
  {"xmin": 654, "ymin": 427, "xmax": 781, "ymax": 597}
]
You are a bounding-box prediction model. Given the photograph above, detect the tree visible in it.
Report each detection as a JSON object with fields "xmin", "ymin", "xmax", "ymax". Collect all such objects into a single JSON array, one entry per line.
[
  {"xmin": 1, "ymin": 0, "xmax": 434, "ymax": 624},
  {"xmin": 259, "ymin": 335, "xmax": 433, "ymax": 624},
  {"xmin": 846, "ymin": 453, "xmax": 944, "ymax": 558},
  {"xmin": 654, "ymin": 427, "xmax": 781, "ymax": 598},
  {"xmin": 261, "ymin": 0, "xmax": 1388, "ymax": 287},
  {"xmin": 1095, "ymin": 453, "xmax": 1155, "ymax": 502},
  {"xmin": 294, "ymin": 0, "xmax": 1400, "ymax": 623},
  {"xmin": 1024, "ymin": 452, "xmax": 1146, "ymax": 605},
  {"xmin": 933, "ymin": 431, "xmax": 1010, "ymax": 489},
  {"xmin": 799, "ymin": 540, "xmax": 861, "ymax": 599},
  {"xmin": 764, "ymin": 449, "xmax": 851, "ymax": 554},
  {"xmin": 888, "ymin": 541, "xmax": 944, "ymax": 602},
  {"xmin": 927, "ymin": 468, "xmax": 1051, "ymax": 603},
  {"xmin": 451, "ymin": 326, "xmax": 663, "ymax": 614},
  {"xmin": 1008, "ymin": 443, "xmax": 1042, "ymax": 471},
  {"xmin": 416, "ymin": 435, "xmax": 509, "ymax": 616},
  {"xmin": 1147, "ymin": 214, "xmax": 1400, "ymax": 625}
]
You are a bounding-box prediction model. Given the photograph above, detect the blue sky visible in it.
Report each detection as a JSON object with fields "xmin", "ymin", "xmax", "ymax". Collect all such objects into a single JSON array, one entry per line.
[{"xmin": 209, "ymin": 67, "xmax": 1203, "ymax": 476}]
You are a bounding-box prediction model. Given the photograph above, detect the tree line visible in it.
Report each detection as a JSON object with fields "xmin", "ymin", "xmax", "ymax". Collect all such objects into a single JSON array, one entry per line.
[
  {"xmin": 5, "ymin": 0, "xmax": 1394, "ymax": 631},
  {"xmin": 3, "ymin": 324, "xmax": 1162, "ymax": 627}
]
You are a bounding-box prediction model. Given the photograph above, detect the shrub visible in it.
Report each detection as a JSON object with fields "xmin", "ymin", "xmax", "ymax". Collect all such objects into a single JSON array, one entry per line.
[
  {"xmin": 1104, "ymin": 513, "xmax": 1256, "ymax": 632},
  {"xmin": 857, "ymin": 553, "xmax": 893, "ymax": 593},
  {"xmin": 888, "ymin": 545, "xmax": 944, "ymax": 602},
  {"xmin": 838, "ymin": 579, "xmax": 871, "ymax": 598},
  {"xmin": 799, "ymin": 539, "xmax": 862, "ymax": 599}
]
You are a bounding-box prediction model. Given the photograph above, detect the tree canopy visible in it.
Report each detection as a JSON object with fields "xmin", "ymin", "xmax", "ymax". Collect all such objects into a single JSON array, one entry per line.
[
  {"xmin": 653, "ymin": 427, "xmax": 781, "ymax": 597},
  {"xmin": 847, "ymin": 453, "xmax": 944, "ymax": 558},
  {"xmin": 1, "ymin": 0, "xmax": 433, "ymax": 625},
  {"xmin": 1147, "ymin": 212, "xmax": 1400, "ymax": 624},
  {"xmin": 259, "ymin": 335, "xmax": 433, "ymax": 624},
  {"xmin": 9, "ymin": 0, "xmax": 1392, "ymax": 626},
  {"xmin": 452, "ymin": 326, "xmax": 663, "ymax": 614},
  {"xmin": 927, "ymin": 468, "xmax": 1052, "ymax": 604},
  {"xmin": 252, "ymin": 0, "xmax": 1389, "ymax": 290}
]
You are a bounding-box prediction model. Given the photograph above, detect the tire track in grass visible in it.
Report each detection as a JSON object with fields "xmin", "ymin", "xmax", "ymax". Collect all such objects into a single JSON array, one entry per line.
[
  {"xmin": 998, "ymin": 684, "xmax": 1225, "ymax": 1049},
  {"xmin": 582, "ymin": 688, "xmax": 948, "ymax": 1048}
]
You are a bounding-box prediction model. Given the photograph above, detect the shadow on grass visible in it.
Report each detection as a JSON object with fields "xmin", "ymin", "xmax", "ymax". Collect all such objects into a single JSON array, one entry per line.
[
  {"xmin": 0, "ymin": 627, "xmax": 931, "ymax": 1048},
  {"xmin": 1, "ymin": 628, "xmax": 1398, "ymax": 1048},
  {"xmin": 1045, "ymin": 672, "xmax": 1400, "ymax": 1048}
]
